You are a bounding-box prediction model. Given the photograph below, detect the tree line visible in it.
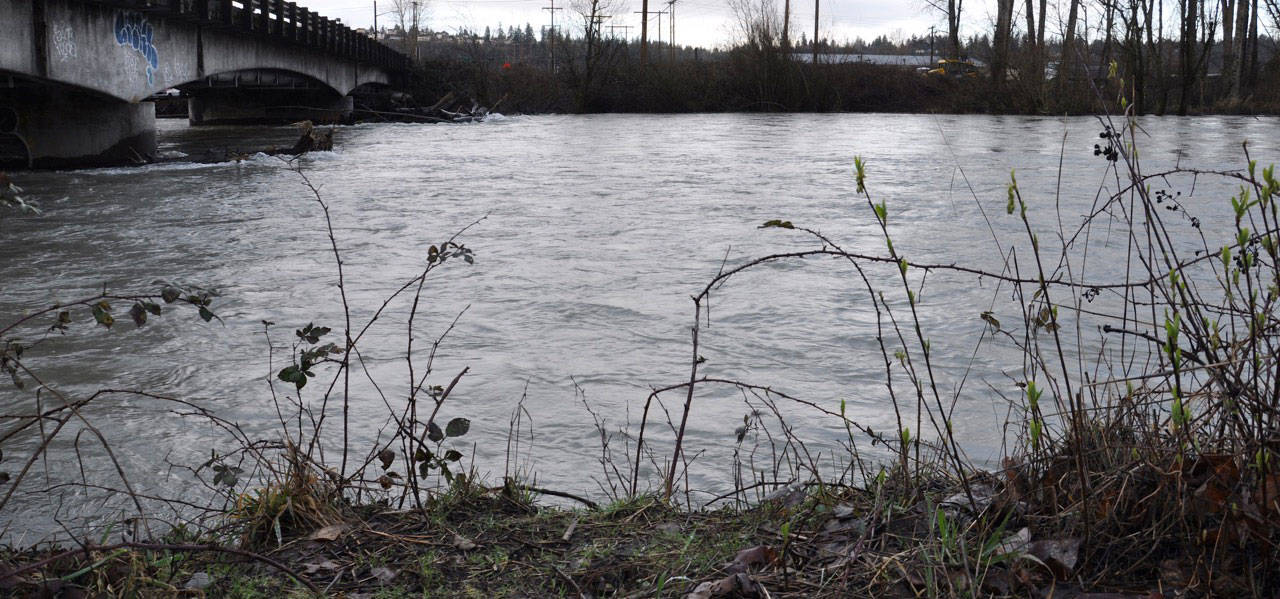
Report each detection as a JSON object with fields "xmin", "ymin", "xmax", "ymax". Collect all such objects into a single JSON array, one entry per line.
[{"xmin": 387, "ymin": 0, "xmax": 1280, "ymax": 115}]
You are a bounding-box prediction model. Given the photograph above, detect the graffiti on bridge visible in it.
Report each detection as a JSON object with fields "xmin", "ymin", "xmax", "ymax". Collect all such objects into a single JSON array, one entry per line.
[{"xmin": 114, "ymin": 12, "xmax": 159, "ymax": 86}]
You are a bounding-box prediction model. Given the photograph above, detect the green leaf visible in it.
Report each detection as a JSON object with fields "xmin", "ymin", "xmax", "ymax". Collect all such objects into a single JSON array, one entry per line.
[
  {"xmin": 759, "ymin": 219, "xmax": 795, "ymax": 229},
  {"xmin": 198, "ymin": 306, "xmax": 214, "ymax": 322},
  {"xmin": 297, "ymin": 323, "xmax": 331, "ymax": 344},
  {"xmin": 278, "ymin": 365, "xmax": 308, "ymax": 390},
  {"xmin": 854, "ymin": 156, "xmax": 866, "ymax": 194},
  {"xmin": 444, "ymin": 449, "xmax": 463, "ymax": 462},
  {"xmin": 445, "ymin": 417, "xmax": 471, "ymax": 438},
  {"xmin": 980, "ymin": 311, "xmax": 1001, "ymax": 330},
  {"xmin": 428, "ymin": 421, "xmax": 444, "ymax": 443},
  {"xmin": 92, "ymin": 302, "xmax": 114, "ymax": 329},
  {"xmin": 160, "ymin": 286, "xmax": 181, "ymax": 303}
]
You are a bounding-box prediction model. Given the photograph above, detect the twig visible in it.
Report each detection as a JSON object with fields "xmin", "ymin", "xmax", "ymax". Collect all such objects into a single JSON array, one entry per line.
[
  {"xmin": 507, "ymin": 485, "xmax": 598, "ymax": 509},
  {"xmin": 0, "ymin": 542, "xmax": 321, "ymax": 595},
  {"xmin": 562, "ymin": 515, "xmax": 579, "ymax": 542}
]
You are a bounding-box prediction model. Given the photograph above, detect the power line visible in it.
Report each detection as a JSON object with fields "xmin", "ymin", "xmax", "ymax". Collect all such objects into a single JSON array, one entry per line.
[
  {"xmin": 635, "ymin": 6, "xmax": 668, "ymax": 57},
  {"xmin": 666, "ymin": 0, "xmax": 677, "ymax": 61},
  {"xmin": 607, "ymin": 23, "xmax": 633, "ymax": 40},
  {"xmin": 542, "ymin": 0, "xmax": 562, "ymax": 70}
]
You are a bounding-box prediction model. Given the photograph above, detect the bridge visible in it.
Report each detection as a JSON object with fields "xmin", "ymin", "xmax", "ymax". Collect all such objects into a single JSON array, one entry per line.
[{"xmin": 0, "ymin": 0, "xmax": 408, "ymax": 168}]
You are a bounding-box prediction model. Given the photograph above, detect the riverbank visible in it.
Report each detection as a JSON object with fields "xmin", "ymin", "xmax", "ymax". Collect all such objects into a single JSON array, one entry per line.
[
  {"xmin": 402, "ymin": 56, "xmax": 1280, "ymax": 116},
  {"xmin": 2, "ymin": 427, "xmax": 1273, "ymax": 599}
]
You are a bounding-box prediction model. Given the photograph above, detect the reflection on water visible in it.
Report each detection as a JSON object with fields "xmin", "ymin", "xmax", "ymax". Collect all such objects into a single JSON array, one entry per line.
[{"xmin": 1, "ymin": 113, "xmax": 1277, "ymax": 537}]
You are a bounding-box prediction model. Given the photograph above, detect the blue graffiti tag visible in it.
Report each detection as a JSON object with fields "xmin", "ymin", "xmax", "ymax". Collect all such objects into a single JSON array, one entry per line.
[{"xmin": 113, "ymin": 12, "xmax": 159, "ymax": 85}]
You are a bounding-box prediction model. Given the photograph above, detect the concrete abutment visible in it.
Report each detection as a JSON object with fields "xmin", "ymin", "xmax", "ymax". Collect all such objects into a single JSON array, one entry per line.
[{"xmin": 0, "ymin": 91, "xmax": 155, "ymax": 169}]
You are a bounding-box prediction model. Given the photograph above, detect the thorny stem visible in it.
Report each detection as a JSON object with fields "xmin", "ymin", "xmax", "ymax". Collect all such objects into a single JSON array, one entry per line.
[{"xmin": 291, "ymin": 166, "xmax": 355, "ymax": 482}]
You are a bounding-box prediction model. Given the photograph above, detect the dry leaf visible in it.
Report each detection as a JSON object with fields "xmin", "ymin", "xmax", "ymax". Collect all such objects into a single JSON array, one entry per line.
[
  {"xmin": 1027, "ymin": 538, "xmax": 1081, "ymax": 579},
  {"xmin": 831, "ymin": 503, "xmax": 858, "ymax": 519},
  {"xmin": 370, "ymin": 566, "xmax": 397, "ymax": 583},
  {"xmin": 452, "ymin": 533, "xmax": 478, "ymax": 551},
  {"xmin": 725, "ymin": 545, "xmax": 776, "ymax": 574},
  {"xmin": 309, "ymin": 523, "xmax": 348, "ymax": 542},
  {"xmin": 302, "ymin": 559, "xmax": 341, "ymax": 574},
  {"xmin": 378, "ymin": 448, "xmax": 396, "ymax": 470},
  {"xmin": 994, "ymin": 527, "xmax": 1031, "ymax": 556},
  {"xmin": 683, "ymin": 573, "xmax": 760, "ymax": 598}
]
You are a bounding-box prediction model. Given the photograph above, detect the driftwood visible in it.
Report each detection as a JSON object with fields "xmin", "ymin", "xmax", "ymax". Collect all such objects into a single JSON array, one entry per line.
[
  {"xmin": 274, "ymin": 120, "xmax": 333, "ymax": 155},
  {"xmin": 354, "ymin": 91, "xmax": 500, "ymax": 124},
  {"xmin": 425, "ymin": 91, "xmax": 456, "ymax": 113},
  {"xmin": 183, "ymin": 121, "xmax": 335, "ymax": 164}
]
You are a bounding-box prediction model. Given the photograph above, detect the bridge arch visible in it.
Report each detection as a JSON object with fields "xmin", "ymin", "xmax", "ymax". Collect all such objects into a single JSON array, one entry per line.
[
  {"xmin": 0, "ymin": 0, "xmax": 405, "ymax": 167},
  {"xmin": 1, "ymin": 0, "xmax": 395, "ymax": 103},
  {"xmin": 175, "ymin": 68, "xmax": 341, "ymax": 96}
]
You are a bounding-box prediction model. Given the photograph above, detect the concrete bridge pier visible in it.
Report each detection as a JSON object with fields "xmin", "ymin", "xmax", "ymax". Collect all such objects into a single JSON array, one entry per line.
[
  {"xmin": 0, "ymin": 90, "xmax": 155, "ymax": 169},
  {"xmin": 187, "ymin": 92, "xmax": 354, "ymax": 126}
]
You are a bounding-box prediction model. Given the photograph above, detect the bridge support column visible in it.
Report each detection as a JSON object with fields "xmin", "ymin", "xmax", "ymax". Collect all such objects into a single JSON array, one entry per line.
[
  {"xmin": 187, "ymin": 93, "xmax": 353, "ymax": 126},
  {"xmin": 1, "ymin": 92, "xmax": 156, "ymax": 169}
]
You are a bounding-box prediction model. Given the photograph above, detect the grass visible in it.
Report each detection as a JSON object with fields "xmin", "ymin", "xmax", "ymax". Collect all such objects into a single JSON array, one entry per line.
[{"xmin": 0, "ymin": 473, "xmax": 953, "ymax": 597}]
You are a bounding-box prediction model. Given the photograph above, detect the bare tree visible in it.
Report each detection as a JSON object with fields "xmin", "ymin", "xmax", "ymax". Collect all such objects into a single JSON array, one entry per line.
[
  {"xmin": 391, "ymin": 0, "xmax": 425, "ymax": 61},
  {"xmin": 1058, "ymin": 0, "xmax": 1083, "ymax": 93},
  {"xmin": 568, "ymin": 0, "xmax": 625, "ymax": 111},
  {"xmin": 1221, "ymin": 0, "xmax": 1238, "ymax": 96},
  {"xmin": 992, "ymin": 0, "xmax": 1016, "ymax": 84},
  {"xmin": 729, "ymin": 0, "xmax": 783, "ymax": 50},
  {"xmin": 923, "ymin": 0, "xmax": 964, "ymax": 58}
]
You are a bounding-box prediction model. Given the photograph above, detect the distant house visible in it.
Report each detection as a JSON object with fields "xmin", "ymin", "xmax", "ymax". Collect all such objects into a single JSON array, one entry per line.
[
  {"xmin": 791, "ymin": 53, "xmax": 934, "ymax": 67},
  {"xmin": 791, "ymin": 53, "xmax": 987, "ymax": 70}
]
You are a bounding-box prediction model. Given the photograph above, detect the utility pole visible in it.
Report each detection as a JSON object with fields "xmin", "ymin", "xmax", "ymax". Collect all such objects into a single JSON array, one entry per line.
[
  {"xmin": 929, "ymin": 25, "xmax": 935, "ymax": 63},
  {"xmin": 373, "ymin": 1, "xmax": 377, "ymax": 40},
  {"xmin": 411, "ymin": 0, "xmax": 420, "ymax": 61},
  {"xmin": 637, "ymin": 8, "xmax": 667, "ymax": 49},
  {"xmin": 667, "ymin": 0, "xmax": 675, "ymax": 62},
  {"xmin": 782, "ymin": 0, "xmax": 790, "ymax": 48},
  {"xmin": 640, "ymin": 0, "xmax": 649, "ymax": 63},
  {"xmin": 607, "ymin": 23, "xmax": 633, "ymax": 40},
  {"xmin": 543, "ymin": 0, "xmax": 562, "ymax": 71},
  {"xmin": 590, "ymin": 13, "xmax": 609, "ymax": 49},
  {"xmin": 812, "ymin": 0, "xmax": 819, "ymax": 65}
]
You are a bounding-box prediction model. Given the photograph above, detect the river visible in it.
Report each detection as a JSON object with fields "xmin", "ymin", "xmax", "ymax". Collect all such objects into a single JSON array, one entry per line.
[{"xmin": 1, "ymin": 113, "xmax": 1277, "ymax": 538}]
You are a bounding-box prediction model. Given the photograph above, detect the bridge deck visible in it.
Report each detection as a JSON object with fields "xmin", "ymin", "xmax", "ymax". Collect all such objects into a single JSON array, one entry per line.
[{"xmin": 86, "ymin": 0, "xmax": 408, "ymax": 72}]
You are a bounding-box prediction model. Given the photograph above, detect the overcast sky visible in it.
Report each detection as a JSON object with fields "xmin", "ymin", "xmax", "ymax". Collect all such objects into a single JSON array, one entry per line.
[{"xmin": 305, "ymin": 0, "xmax": 1021, "ymax": 49}]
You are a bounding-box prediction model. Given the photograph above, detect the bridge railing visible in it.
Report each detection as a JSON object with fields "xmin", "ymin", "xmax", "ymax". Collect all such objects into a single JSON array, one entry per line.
[{"xmin": 90, "ymin": 0, "xmax": 409, "ymax": 72}]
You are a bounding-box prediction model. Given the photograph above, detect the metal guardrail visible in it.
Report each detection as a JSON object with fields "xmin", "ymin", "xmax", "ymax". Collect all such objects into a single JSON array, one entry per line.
[{"xmin": 89, "ymin": 0, "xmax": 409, "ymax": 72}]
